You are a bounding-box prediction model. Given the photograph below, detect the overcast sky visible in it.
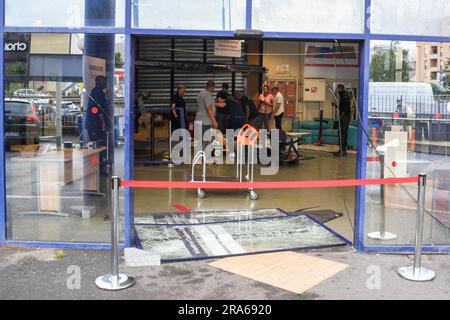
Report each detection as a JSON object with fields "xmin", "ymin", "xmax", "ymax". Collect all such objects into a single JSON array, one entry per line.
[{"xmin": 5, "ymin": 0, "xmax": 125, "ymax": 28}]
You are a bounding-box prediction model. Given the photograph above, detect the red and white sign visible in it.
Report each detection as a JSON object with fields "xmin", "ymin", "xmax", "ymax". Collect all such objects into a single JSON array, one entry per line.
[{"xmin": 214, "ymin": 40, "xmax": 242, "ymax": 58}]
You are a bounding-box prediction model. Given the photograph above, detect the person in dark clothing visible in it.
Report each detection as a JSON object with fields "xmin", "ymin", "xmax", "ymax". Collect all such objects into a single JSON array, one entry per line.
[
  {"xmin": 226, "ymin": 95, "xmax": 246, "ymax": 130},
  {"xmin": 216, "ymin": 83, "xmax": 231, "ymax": 132},
  {"xmin": 334, "ymin": 84, "xmax": 351, "ymax": 156},
  {"xmin": 235, "ymin": 91, "xmax": 259, "ymax": 124},
  {"xmin": 170, "ymin": 85, "xmax": 187, "ymax": 132},
  {"xmin": 85, "ymin": 75, "xmax": 108, "ymax": 146}
]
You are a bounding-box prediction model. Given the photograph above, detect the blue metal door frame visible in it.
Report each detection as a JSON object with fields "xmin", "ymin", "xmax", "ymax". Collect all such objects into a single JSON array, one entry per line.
[{"xmin": 0, "ymin": 0, "xmax": 449, "ymax": 252}]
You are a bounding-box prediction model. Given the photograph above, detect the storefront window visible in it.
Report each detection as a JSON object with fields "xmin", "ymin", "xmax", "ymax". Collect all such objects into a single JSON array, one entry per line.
[
  {"xmin": 132, "ymin": 0, "xmax": 247, "ymax": 30},
  {"xmin": 252, "ymin": 0, "xmax": 365, "ymax": 34},
  {"xmin": 365, "ymin": 40, "xmax": 450, "ymax": 247},
  {"xmin": 5, "ymin": 0, "xmax": 125, "ymax": 28},
  {"xmin": 3, "ymin": 32, "xmax": 126, "ymax": 243},
  {"xmin": 371, "ymin": 0, "xmax": 450, "ymax": 37}
]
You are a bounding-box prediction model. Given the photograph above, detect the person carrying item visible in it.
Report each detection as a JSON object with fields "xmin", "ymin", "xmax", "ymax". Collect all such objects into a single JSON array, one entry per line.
[
  {"xmin": 334, "ymin": 84, "xmax": 351, "ymax": 156},
  {"xmin": 271, "ymin": 86, "xmax": 285, "ymax": 131},
  {"xmin": 170, "ymin": 85, "xmax": 187, "ymax": 132},
  {"xmin": 258, "ymin": 85, "xmax": 274, "ymax": 130},
  {"xmin": 216, "ymin": 83, "xmax": 231, "ymax": 133}
]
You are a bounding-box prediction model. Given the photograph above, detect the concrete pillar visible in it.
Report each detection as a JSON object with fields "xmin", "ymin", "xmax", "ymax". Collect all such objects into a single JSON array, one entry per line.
[{"xmin": 83, "ymin": 0, "xmax": 116, "ymax": 200}]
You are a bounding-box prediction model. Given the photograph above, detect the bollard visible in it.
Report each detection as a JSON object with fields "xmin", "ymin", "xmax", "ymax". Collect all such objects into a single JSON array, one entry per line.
[
  {"xmin": 398, "ymin": 174, "xmax": 436, "ymax": 282},
  {"xmin": 95, "ymin": 176, "xmax": 135, "ymax": 291},
  {"xmin": 368, "ymin": 155, "xmax": 397, "ymax": 240}
]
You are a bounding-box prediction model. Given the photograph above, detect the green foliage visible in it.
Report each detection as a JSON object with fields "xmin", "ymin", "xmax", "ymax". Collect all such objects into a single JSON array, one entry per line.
[
  {"xmin": 370, "ymin": 42, "xmax": 414, "ymax": 82},
  {"xmin": 115, "ymin": 52, "xmax": 125, "ymax": 69},
  {"xmin": 54, "ymin": 250, "xmax": 66, "ymax": 260},
  {"xmin": 5, "ymin": 61, "xmax": 27, "ymax": 76},
  {"xmin": 440, "ymin": 58, "xmax": 450, "ymax": 89}
]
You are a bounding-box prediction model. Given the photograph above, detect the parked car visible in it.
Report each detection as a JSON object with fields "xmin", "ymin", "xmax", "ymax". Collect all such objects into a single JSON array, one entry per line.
[
  {"xmin": 61, "ymin": 101, "xmax": 81, "ymax": 115},
  {"xmin": 4, "ymin": 99, "xmax": 41, "ymax": 150},
  {"xmin": 13, "ymin": 89, "xmax": 48, "ymax": 98}
]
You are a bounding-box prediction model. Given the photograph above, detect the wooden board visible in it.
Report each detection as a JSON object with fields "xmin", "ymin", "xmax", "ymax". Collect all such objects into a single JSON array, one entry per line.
[{"xmin": 209, "ymin": 251, "xmax": 348, "ymax": 295}]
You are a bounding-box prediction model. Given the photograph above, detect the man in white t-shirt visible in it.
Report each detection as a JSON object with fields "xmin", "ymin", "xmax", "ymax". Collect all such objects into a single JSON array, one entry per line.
[{"xmin": 271, "ymin": 87, "xmax": 285, "ymax": 130}]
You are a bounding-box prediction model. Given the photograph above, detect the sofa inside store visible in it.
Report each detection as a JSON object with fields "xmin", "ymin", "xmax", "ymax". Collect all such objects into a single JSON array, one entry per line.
[{"xmin": 132, "ymin": 37, "xmax": 361, "ymax": 252}]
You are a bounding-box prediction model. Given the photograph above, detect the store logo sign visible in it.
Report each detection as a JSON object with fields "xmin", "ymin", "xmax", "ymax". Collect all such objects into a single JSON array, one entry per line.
[{"xmin": 4, "ymin": 42, "xmax": 28, "ymax": 52}]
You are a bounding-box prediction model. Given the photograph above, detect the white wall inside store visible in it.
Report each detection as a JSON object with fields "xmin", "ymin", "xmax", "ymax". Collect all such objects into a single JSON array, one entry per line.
[{"xmin": 263, "ymin": 41, "xmax": 359, "ymax": 122}]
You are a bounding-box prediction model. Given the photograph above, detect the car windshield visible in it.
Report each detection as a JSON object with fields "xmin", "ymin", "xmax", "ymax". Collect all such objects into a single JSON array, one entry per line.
[{"xmin": 5, "ymin": 102, "xmax": 32, "ymax": 116}]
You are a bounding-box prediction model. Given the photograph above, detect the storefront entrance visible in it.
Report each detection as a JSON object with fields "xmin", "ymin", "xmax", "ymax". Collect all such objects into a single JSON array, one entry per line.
[{"xmin": 129, "ymin": 36, "xmax": 361, "ymax": 259}]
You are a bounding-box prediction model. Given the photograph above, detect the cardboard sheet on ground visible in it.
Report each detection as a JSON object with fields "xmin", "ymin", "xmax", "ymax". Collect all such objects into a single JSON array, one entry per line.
[
  {"xmin": 209, "ymin": 251, "xmax": 349, "ymax": 294},
  {"xmin": 135, "ymin": 215, "xmax": 349, "ymax": 261}
]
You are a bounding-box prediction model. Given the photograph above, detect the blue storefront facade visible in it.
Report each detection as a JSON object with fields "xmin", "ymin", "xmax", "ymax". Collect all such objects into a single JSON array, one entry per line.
[{"xmin": 0, "ymin": 0, "xmax": 449, "ymax": 253}]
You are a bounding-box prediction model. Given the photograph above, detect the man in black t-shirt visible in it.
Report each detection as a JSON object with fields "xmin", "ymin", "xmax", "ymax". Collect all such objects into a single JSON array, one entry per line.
[
  {"xmin": 170, "ymin": 85, "xmax": 187, "ymax": 131},
  {"xmin": 335, "ymin": 84, "xmax": 351, "ymax": 156},
  {"xmin": 216, "ymin": 83, "xmax": 231, "ymax": 133},
  {"xmin": 226, "ymin": 95, "xmax": 246, "ymax": 130},
  {"xmin": 235, "ymin": 91, "xmax": 259, "ymax": 124}
]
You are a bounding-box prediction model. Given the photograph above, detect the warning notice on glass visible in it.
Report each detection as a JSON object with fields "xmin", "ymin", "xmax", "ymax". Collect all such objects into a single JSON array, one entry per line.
[{"xmin": 214, "ymin": 40, "xmax": 242, "ymax": 58}]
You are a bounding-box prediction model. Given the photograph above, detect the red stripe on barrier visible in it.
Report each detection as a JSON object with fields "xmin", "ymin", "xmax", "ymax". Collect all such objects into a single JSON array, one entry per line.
[
  {"xmin": 120, "ymin": 177, "xmax": 419, "ymax": 190},
  {"xmin": 173, "ymin": 204, "xmax": 191, "ymax": 212},
  {"xmin": 367, "ymin": 157, "xmax": 381, "ymax": 162}
]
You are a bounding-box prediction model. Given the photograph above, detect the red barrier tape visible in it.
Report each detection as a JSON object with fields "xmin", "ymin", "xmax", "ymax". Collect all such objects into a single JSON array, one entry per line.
[
  {"xmin": 367, "ymin": 157, "xmax": 381, "ymax": 162},
  {"xmin": 120, "ymin": 177, "xmax": 419, "ymax": 190}
]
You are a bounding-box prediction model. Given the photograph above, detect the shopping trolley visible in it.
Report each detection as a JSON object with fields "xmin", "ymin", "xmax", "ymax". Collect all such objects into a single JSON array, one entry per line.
[{"xmin": 191, "ymin": 124, "xmax": 259, "ymax": 200}]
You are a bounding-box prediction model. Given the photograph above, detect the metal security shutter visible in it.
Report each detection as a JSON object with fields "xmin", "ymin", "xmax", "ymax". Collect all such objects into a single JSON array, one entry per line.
[
  {"xmin": 136, "ymin": 38, "xmax": 172, "ymax": 109},
  {"xmin": 136, "ymin": 37, "xmax": 248, "ymax": 111}
]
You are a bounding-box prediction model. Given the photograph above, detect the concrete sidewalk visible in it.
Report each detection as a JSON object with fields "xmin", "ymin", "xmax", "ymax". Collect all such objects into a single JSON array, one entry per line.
[{"xmin": 0, "ymin": 246, "xmax": 448, "ymax": 300}]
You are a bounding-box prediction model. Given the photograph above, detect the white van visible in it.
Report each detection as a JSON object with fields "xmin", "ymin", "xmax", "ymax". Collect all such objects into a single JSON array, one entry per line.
[{"xmin": 368, "ymin": 82, "xmax": 436, "ymax": 116}]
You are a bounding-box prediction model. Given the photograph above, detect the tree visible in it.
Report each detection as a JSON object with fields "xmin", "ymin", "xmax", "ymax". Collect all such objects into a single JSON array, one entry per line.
[
  {"xmin": 115, "ymin": 52, "xmax": 124, "ymax": 69},
  {"xmin": 440, "ymin": 58, "xmax": 450, "ymax": 90},
  {"xmin": 370, "ymin": 42, "xmax": 414, "ymax": 82}
]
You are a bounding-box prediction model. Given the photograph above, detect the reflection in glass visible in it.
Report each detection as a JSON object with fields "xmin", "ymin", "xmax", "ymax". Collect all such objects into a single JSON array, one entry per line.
[
  {"xmin": 5, "ymin": 0, "xmax": 125, "ymax": 28},
  {"xmin": 132, "ymin": 0, "xmax": 246, "ymax": 30},
  {"xmin": 252, "ymin": 0, "xmax": 364, "ymax": 34},
  {"xmin": 371, "ymin": 0, "xmax": 450, "ymax": 37},
  {"xmin": 365, "ymin": 40, "xmax": 450, "ymax": 247},
  {"xmin": 4, "ymin": 32, "xmax": 126, "ymax": 243}
]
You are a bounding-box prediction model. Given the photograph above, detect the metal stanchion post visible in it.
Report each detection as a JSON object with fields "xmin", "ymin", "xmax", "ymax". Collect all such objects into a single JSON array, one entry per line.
[
  {"xmin": 398, "ymin": 174, "xmax": 436, "ymax": 282},
  {"xmin": 168, "ymin": 120, "xmax": 175, "ymax": 168},
  {"xmin": 368, "ymin": 155, "xmax": 397, "ymax": 240},
  {"xmin": 95, "ymin": 176, "xmax": 135, "ymax": 291}
]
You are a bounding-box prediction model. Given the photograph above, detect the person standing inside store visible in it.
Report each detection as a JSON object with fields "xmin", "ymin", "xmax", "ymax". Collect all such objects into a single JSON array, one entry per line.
[
  {"xmin": 335, "ymin": 84, "xmax": 351, "ymax": 156},
  {"xmin": 235, "ymin": 91, "xmax": 259, "ymax": 124},
  {"xmin": 216, "ymin": 83, "xmax": 231, "ymax": 133},
  {"xmin": 170, "ymin": 85, "xmax": 187, "ymax": 132},
  {"xmin": 271, "ymin": 86, "xmax": 285, "ymax": 131},
  {"xmin": 196, "ymin": 81, "xmax": 226, "ymax": 158},
  {"xmin": 258, "ymin": 85, "xmax": 274, "ymax": 130},
  {"xmin": 85, "ymin": 75, "xmax": 108, "ymax": 146},
  {"xmin": 225, "ymin": 94, "xmax": 246, "ymax": 131}
]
